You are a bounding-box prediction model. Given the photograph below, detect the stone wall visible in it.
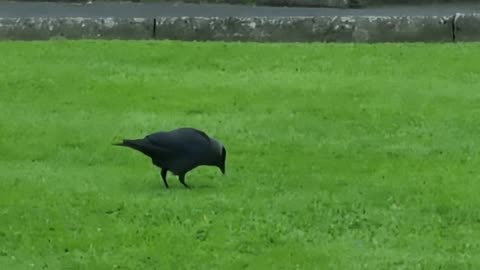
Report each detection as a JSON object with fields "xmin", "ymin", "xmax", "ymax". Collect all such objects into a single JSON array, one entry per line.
[
  {"xmin": 153, "ymin": 16, "xmax": 453, "ymax": 42},
  {"xmin": 0, "ymin": 15, "xmax": 469, "ymax": 42},
  {"xmin": 0, "ymin": 17, "xmax": 153, "ymax": 40},
  {"xmin": 367, "ymin": 0, "xmax": 474, "ymax": 5},
  {"xmin": 7, "ymin": 0, "xmax": 478, "ymax": 8},
  {"xmin": 454, "ymin": 14, "xmax": 480, "ymax": 42}
]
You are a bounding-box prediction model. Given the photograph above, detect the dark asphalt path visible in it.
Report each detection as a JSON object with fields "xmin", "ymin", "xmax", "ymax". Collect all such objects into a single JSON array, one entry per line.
[{"xmin": 1, "ymin": 1, "xmax": 479, "ymax": 18}]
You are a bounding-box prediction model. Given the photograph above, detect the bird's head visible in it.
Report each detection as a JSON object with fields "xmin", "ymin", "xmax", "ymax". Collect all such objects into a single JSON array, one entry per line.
[
  {"xmin": 211, "ymin": 138, "xmax": 227, "ymax": 175},
  {"xmin": 219, "ymin": 146, "xmax": 226, "ymax": 175}
]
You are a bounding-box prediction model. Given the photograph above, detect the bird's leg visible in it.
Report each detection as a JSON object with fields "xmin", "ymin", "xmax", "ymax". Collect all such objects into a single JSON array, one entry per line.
[
  {"xmin": 178, "ymin": 174, "xmax": 190, "ymax": 189},
  {"xmin": 160, "ymin": 168, "xmax": 169, "ymax": 189}
]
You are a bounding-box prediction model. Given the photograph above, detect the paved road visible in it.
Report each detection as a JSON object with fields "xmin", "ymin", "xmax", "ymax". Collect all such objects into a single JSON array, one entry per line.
[{"xmin": 0, "ymin": 1, "xmax": 479, "ymax": 18}]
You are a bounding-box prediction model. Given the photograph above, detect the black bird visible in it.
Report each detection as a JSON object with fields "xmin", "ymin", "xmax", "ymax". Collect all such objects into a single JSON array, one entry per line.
[{"xmin": 113, "ymin": 127, "xmax": 226, "ymax": 189}]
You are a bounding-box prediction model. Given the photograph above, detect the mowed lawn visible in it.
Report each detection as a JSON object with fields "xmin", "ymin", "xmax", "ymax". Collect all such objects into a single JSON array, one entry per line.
[{"xmin": 1, "ymin": 41, "xmax": 480, "ymax": 269}]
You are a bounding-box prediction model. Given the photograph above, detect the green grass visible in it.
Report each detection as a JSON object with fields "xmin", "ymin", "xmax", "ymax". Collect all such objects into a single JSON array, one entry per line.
[{"xmin": 1, "ymin": 40, "xmax": 480, "ymax": 269}]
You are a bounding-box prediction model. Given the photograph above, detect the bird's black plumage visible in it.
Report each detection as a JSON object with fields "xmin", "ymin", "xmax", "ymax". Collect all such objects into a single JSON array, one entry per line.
[{"xmin": 113, "ymin": 127, "xmax": 226, "ymax": 188}]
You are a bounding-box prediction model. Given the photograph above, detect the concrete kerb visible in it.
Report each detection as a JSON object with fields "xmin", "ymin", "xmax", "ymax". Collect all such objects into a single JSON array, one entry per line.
[
  {"xmin": 1, "ymin": 14, "xmax": 478, "ymax": 42},
  {"xmin": 8, "ymin": 0, "xmax": 478, "ymax": 8},
  {"xmin": 0, "ymin": 0, "xmax": 365, "ymax": 8},
  {"xmin": 153, "ymin": 15, "xmax": 454, "ymax": 42},
  {"xmin": 0, "ymin": 17, "xmax": 153, "ymax": 40},
  {"xmin": 254, "ymin": 0, "xmax": 363, "ymax": 8},
  {"xmin": 454, "ymin": 13, "xmax": 480, "ymax": 42}
]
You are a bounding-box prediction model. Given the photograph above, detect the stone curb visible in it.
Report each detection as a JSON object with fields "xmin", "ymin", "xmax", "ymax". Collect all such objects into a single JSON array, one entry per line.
[
  {"xmin": 0, "ymin": 17, "xmax": 153, "ymax": 40},
  {"xmin": 3, "ymin": 0, "xmax": 363, "ymax": 8},
  {"xmin": 0, "ymin": 14, "xmax": 477, "ymax": 42},
  {"xmin": 454, "ymin": 13, "xmax": 480, "ymax": 42},
  {"xmin": 154, "ymin": 15, "xmax": 453, "ymax": 42},
  {"xmin": 9, "ymin": 0, "xmax": 477, "ymax": 8},
  {"xmin": 253, "ymin": 0, "xmax": 361, "ymax": 8}
]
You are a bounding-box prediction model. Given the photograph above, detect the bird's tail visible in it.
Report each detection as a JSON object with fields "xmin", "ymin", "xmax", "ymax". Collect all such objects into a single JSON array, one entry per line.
[
  {"xmin": 113, "ymin": 138, "xmax": 175, "ymax": 159},
  {"xmin": 112, "ymin": 139, "xmax": 155, "ymax": 156},
  {"xmin": 112, "ymin": 141, "xmax": 126, "ymax": 146},
  {"xmin": 112, "ymin": 140, "xmax": 134, "ymax": 147}
]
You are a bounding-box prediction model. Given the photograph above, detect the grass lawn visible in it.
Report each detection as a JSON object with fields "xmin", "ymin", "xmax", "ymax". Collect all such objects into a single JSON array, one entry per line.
[{"xmin": 0, "ymin": 40, "xmax": 480, "ymax": 269}]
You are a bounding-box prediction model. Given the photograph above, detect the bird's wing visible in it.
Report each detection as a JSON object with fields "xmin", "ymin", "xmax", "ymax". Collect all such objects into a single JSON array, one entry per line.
[
  {"xmin": 145, "ymin": 143, "xmax": 185, "ymax": 166},
  {"xmin": 145, "ymin": 131, "xmax": 185, "ymax": 151},
  {"xmin": 188, "ymin": 128, "xmax": 211, "ymax": 144},
  {"xmin": 122, "ymin": 138, "xmax": 178, "ymax": 159},
  {"xmin": 145, "ymin": 128, "xmax": 211, "ymax": 152}
]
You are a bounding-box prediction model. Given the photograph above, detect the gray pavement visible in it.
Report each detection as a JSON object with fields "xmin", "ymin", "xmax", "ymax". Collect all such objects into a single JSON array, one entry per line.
[{"xmin": 0, "ymin": 1, "xmax": 480, "ymax": 18}]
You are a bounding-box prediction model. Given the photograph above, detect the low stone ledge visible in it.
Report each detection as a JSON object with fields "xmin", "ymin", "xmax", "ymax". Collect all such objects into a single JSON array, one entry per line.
[
  {"xmin": 454, "ymin": 13, "xmax": 480, "ymax": 42},
  {"xmin": 365, "ymin": 0, "xmax": 476, "ymax": 6},
  {"xmin": 11, "ymin": 0, "xmax": 475, "ymax": 7},
  {"xmin": 353, "ymin": 15, "xmax": 453, "ymax": 42},
  {"xmin": 8, "ymin": 0, "xmax": 365, "ymax": 8},
  {"xmin": 154, "ymin": 15, "xmax": 453, "ymax": 42},
  {"xmin": 0, "ymin": 17, "xmax": 153, "ymax": 40},
  {"xmin": 0, "ymin": 15, "xmax": 456, "ymax": 42},
  {"xmin": 254, "ymin": 0, "xmax": 364, "ymax": 8}
]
